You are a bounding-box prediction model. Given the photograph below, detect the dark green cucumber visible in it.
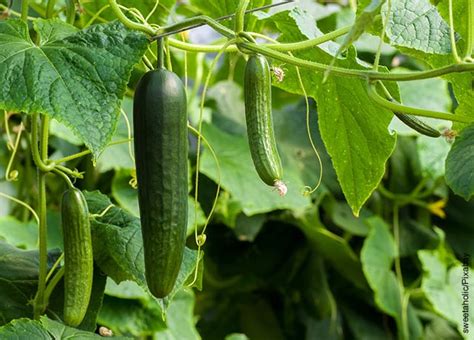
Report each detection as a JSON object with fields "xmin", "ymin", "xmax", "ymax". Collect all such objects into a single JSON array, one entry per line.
[
  {"xmin": 61, "ymin": 188, "xmax": 93, "ymax": 327},
  {"xmin": 133, "ymin": 67, "xmax": 188, "ymax": 298},
  {"xmin": 244, "ymin": 54, "xmax": 286, "ymax": 195},
  {"xmin": 393, "ymin": 111, "xmax": 441, "ymax": 138}
]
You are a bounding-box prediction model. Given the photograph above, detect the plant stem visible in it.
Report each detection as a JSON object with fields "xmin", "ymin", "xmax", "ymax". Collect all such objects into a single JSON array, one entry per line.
[
  {"xmin": 32, "ymin": 114, "xmax": 52, "ymax": 319},
  {"xmin": 33, "ymin": 171, "xmax": 47, "ymax": 319},
  {"xmin": 30, "ymin": 113, "xmax": 55, "ymax": 172},
  {"xmin": 52, "ymin": 168, "xmax": 74, "ymax": 188},
  {"xmin": 84, "ymin": 4, "xmax": 110, "ymax": 27},
  {"xmin": 367, "ymin": 82, "xmax": 473, "ymax": 123},
  {"xmin": 107, "ymin": 0, "xmax": 155, "ymax": 35},
  {"xmin": 167, "ymin": 26, "xmax": 350, "ymax": 53},
  {"xmin": 65, "ymin": 0, "xmax": 75, "ymax": 25},
  {"xmin": 235, "ymin": 0, "xmax": 250, "ymax": 33},
  {"xmin": 52, "ymin": 138, "xmax": 132, "ymax": 164},
  {"xmin": 373, "ymin": 0, "xmax": 391, "ymax": 71},
  {"xmin": 40, "ymin": 115, "xmax": 50, "ymax": 160},
  {"xmin": 239, "ymin": 41, "xmax": 474, "ymax": 81},
  {"xmin": 21, "ymin": 0, "xmax": 29, "ymax": 21},
  {"xmin": 448, "ymin": 0, "xmax": 461, "ymax": 63},
  {"xmin": 46, "ymin": 0, "xmax": 57, "ymax": 18},
  {"xmin": 154, "ymin": 15, "xmax": 235, "ymax": 39},
  {"xmin": 157, "ymin": 38, "xmax": 164, "ymax": 69},
  {"xmin": 466, "ymin": 0, "xmax": 474, "ymax": 58},
  {"xmin": 43, "ymin": 266, "xmax": 65, "ymax": 305}
]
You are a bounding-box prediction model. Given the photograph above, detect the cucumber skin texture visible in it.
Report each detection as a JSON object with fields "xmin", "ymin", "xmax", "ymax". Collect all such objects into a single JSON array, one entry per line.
[
  {"xmin": 133, "ymin": 68, "xmax": 188, "ymax": 298},
  {"xmin": 61, "ymin": 188, "xmax": 93, "ymax": 327},
  {"xmin": 393, "ymin": 111, "xmax": 441, "ymax": 138},
  {"xmin": 244, "ymin": 54, "xmax": 283, "ymax": 186}
]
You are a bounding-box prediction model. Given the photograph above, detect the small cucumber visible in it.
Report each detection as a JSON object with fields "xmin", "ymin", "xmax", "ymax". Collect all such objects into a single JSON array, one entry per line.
[
  {"xmin": 133, "ymin": 67, "xmax": 188, "ymax": 298},
  {"xmin": 393, "ymin": 111, "xmax": 441, "ymax": 138},
  {"xmin": 244, "ymin": 54, "xmax": 286, "ymax": 196},
  {"xmin": 61, "ymin": 188, "xmax": 93, "ymax": 327}
]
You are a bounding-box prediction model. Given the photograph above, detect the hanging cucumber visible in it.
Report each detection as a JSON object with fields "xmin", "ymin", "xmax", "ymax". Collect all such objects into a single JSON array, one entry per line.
[
  {"xmin": 244, "ymin": 54, "xmax": 286, "ymax": 196},
  {"xmin": 61, "ymin": 188, "xmax": 93, "ymax": 327},
  {"xmin": 133, "ymin": 40, "xmax": 188, "ymax": 298},
  {"xmin": 393, "ymin": 111, "xmax": 441, "ymax": 138}
]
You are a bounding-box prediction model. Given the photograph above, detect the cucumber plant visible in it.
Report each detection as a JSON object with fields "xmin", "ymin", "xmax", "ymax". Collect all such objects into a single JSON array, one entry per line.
[{"xmin": 0, "ymin": 0, "xmax": 473, "ymax": 337}]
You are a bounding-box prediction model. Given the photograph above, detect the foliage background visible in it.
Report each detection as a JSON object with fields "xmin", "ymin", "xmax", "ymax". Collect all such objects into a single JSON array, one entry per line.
[{"xmin": 0, "ymin": 0, "xmax": 473, "ymax": 339}]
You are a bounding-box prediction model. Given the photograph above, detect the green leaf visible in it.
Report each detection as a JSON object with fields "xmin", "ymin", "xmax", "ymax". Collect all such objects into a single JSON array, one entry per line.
[
  {"xmin": 418, "ymin": 230, "xmax": 474, "ymax": 337},
  {"xmin": 0, "ymin": 318, "xmax": 50, "ymax": 338},
  {"xmin": 199, "ymin": 123, "xmax": 311, "ymax": 215},
  {"xmin": 386, "ymin": 0, "xmax": 452, "ymax": 54},
  {"xmin": 293, "ymin": 207, "xmax": 367, "ymax": 289},
  {"xmin": 417, "ymin": 136, "xmax": 451, "ymax": 178},
  {"xmin": 189, "ymin": 0, "xmax": 270, "ymax": 23},
  {"xmin": 154, "ymin": 290, "xmax": 201, "ymax": 340},
  {"xmin": 39, "ymin": 316, "xmax": 107, "ymax": 339},
  {"xmin": 233, "ymin": 213, "xmax": 265, "ymax": 242},
  {"xmin": 424, "ymin": 316, "xmax": 462, "ymax": 340},
  {"xmin": 105, "ymin": 278, "xmax": 149, "ymax": 301},
  {"xmin": 324, "ymin": 198, "xmax": 371, "ymax": 236},
  {"xmin": 267, "ymin": 8, "xmax": 396, "ymax": 215},
  {"xmin": 433, "ymin": 0, "xmax": 470, "ymax": 55},
  {"xmin": 83, "ymin": 191, "xmax": 201, "ymax": 307},
  {"xmin": 96, "ymin": 97, "xmax": 135, "ymax": 172},
  {"xmin": 0, "ymin": 241, "xmax": 60, "ymax": 325},
  {"xmin": 0, "ymin": 19, "xmax": 148, "ymax": 158},
  {"xmin": 445, "ymin": 124, "xmax": 474, "ymax": 200},
  {"xmin": 0, "ymin": 216, "xmax": 37, "ymax": 250},
  {"xmin": 225, "ymin": 334, "xmax": 250, "ymax": 340},
  {"xmin": 337, "ymin": 0, "xmax": 386, "ymax": 54},
  {"xmin": 98, "ymin": 295, "xmax": 166, "ymax": 337},
  {"xmin": 361, "ymin": 217, "xmax": 402, "ymax": 317}
]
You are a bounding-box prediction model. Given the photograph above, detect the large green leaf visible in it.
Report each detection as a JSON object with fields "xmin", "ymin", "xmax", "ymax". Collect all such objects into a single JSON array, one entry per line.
[
  {"xmin": 445, "ymin": 124, "xmax": 474, "ymax": 200},
  {"xmin": 0, "ymin": 216, "xmax": 37, "ymax": 250},
  {"xmin": 0, "ymin": 19, "xmax": 148, "ymax": 158},
  {"xmin": 0, "ymin": 241, "xmax": 60, "ymax": 325},
  {"xmin": 361, "ymin": 218, "xmax": 402, "ymax": 318},
  {"xmin": 292, "ymin": 206, "xmax": 367, "ymax": 289},
  {"xmin": 386, "ymin": 0, "xmax": 452, "ymax": 53},
  {"xmin": 98, "ymin": 294, "xmax": 166, "ymax": 337},
  {"xmin": 154, "ymin": 290, "xmax": 201, "ymax": 340},
  {"xmin": 83, "ymin": 191, "xmax": 201, "ymax": 307},
  {"xmin": 336, "ymin": 0, "xmax": 386, "ymax": 55},
  {"xmin": 0, "ymin": 318, "xmax": 50, "ymax": 339},
  {"xmin": 418, "ymin": 230, "xmax": 474, "ymax": 338},
  {"xmin": 266, "ymin": 8, "xmax": 396, "ymax": 215},
  {"xmin": 199, "ymin": 123, "xmax": 311, "ymax": 215},
  {"xmin": 0, "ymin": 316, "xmax": 130, "ymax": 339},
  {"xmin": 433, "ymin": 0, "xmax": 470, "ymax": 55}
]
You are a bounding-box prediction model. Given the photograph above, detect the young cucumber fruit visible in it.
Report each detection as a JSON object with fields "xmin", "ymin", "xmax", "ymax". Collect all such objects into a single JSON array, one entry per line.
[
  {"xmin": 393, "ymin": 111, "xmax": 441, "ymax": 138},
  {"xmin": 61, "ymin": 188, "xmax": 93, "ymax": 327},
  {"xmin": 244, "ymin": 54, "xmax": 286, "ymax": 196},
  {"xmin": 133, "ymin": 67, "xmax": 188, "ymax": 298}
]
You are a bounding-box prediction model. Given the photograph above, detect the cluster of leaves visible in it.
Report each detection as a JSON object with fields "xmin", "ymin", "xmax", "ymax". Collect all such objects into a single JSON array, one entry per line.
[{"xmin": 0, "ymin": 0, "xmax": 473, "ymax": 339}]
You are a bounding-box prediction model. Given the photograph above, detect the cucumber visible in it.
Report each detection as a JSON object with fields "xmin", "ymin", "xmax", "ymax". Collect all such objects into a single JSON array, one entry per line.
[
  {"xmin": 393, "ymin": 111, "xmax": 441, "ymax": 138},
  {"xmin": 133, "ymin": 67, "xmax": 188, "ymax": 298},
  {"xmin": 61, "ymin": 188, "xmax": 93, "ymax": 327},
  {"xmin": 244, "ymin": 54, "xmax": 286, "ymax": 196}
]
